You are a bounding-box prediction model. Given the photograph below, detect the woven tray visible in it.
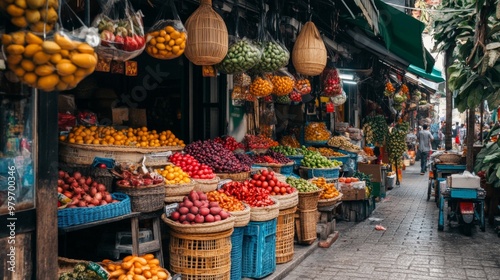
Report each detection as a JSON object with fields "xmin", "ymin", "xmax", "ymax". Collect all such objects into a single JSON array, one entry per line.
[
  {"xmin": 249, "ymin": 197, "xmax": 280, "ymax": 222},
  {"xmin": 317, "ymin": 193, "xmax": 343, "ymax": 208},
  {"xmin": 59, "ymin": 141, "xmax": 183, "ymax": 165},
  {"xmin": 271, "ymin": 191, "xmax": 298, "ymax": 210},
  {"xmin": 116, "ymin": 183, "xmax": 165, "ymax": 213},
  {"xmin": 216, "ymin": 171, "xmax": 250, "ymax": 182},
  {"xmin": 437, "ymin": 153, "xmax": 462, "ymax": 164},
  {"xmin": 58, "ymin": 193, "xmax": 131, "ymax": 228},
  {"xmin": 193, "ymin": 177, "xmax": 220, "ymax": 193},
  {"xmin": 161, "ymin": 214, "xmax": 236, "ymax": 234},
  {"xmin": 230, "ymin": 203, "xmax": 251, "ymax": 227},
  {"xmin": 165, "ymin": 181, "xmax": 196, "ymax": 197}
]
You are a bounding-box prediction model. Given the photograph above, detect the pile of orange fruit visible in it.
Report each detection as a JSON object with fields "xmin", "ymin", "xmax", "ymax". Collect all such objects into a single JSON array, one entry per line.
[
  {"xmin": 59, "ymin": 125, "xmax": 185, "ymax": 147},
  {"xmin": 145, "ymin": 25, "xmax": 186, "ymax": 60},
  {"xmin": 155, "ymin": 165, "xmax": 191, "ymax": 185}
]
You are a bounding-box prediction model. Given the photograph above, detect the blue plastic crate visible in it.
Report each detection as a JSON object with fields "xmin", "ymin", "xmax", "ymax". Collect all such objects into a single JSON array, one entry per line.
[
  {"xmin": 300, "ymin": 166, "xmax": 340, "ymax": 179},
  {"xmin": 231, "ymin": 227, "xmax": 245, "ymax": 280},
  {"xmin": 242, "ymin": 219, "xmax": 277, "ymax": 279},
  {"xmin": 287, "ymin": 155, "xmax": 304, "ymax": 170},
  {"xmin": 336, "ymin": 149, "xmax": 359, "ymax": 172}
]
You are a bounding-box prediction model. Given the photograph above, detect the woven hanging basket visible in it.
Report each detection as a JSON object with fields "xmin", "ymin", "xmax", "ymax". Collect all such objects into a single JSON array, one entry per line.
[
  {"xmin": 292, "ymin": 21, "xmax": 327, "ymax": 76},
  {"xmin": 184, "ymin": 0, "xmax": 228, "ymax": 65}
]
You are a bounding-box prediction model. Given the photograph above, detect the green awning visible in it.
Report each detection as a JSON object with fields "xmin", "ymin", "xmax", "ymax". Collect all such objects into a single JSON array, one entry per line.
[
  {"xmin": 343, "ymin": 0, "xmax": 435, "ymax": 73},
  {"xmin": 407, "ymin": 64, "xmax": 445, "ymax": 83}
]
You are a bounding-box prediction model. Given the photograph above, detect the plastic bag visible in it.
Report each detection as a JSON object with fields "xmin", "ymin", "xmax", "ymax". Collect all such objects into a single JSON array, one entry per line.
[
  {"xmin": 216, "ymin": 36, "xmax": 261, "ymax": 74},
  {"xmin": 202, "ymin": 65, "xmax": 217, "ymax": 77},
  {"xmin": 279, "ymin": 134, "xmax": 300, "ymax": 148},
  {"xmin": 304, "ymin": 122, "xmax": 331, "ymax": 142},
  {"xmin": 275, "ymin": 94, "xmax": 291, "ymax": 105},
  {"xmin": 249, "ymin": 74, "xmax": 273, "ymax": 97},
  {"xmin": 331, "ymin": 90, "xmax": 347, "ymax": 106},
  {"xmin": 92, "ymin": 0, "xmax": 146, "ymax": 61},
  {"xmin": 231, "ymin": 85, "xmax": 247, "ymax": 100},
  {"xmin": 233, "ymin": 72, "xmax": 251, "ymax": 87},
  {"xmin": 321, "ymin": 66, "xmax": 342, "ymax": 97},
  {"xmin": 259, "ymin": 102, "xmax": 277, "ymax": 126},
  {"xmin": 289, "ymin": 90, "xmax": 302, "ymax": 103},
  {"xmin": 145, "ymin": 0, "xmax": 187, "ymax": 60},
  {"xmin": 270, "ymin": 68, "xmax": 295, "ymax": 96},
  {"xmin": 1, "ymin": 0, "xmax": 59, "ymax": 32},
  {"xmin": 1, "ymin": 3, "xmax": 99, "ymax": 92},
  {"xmin": 295, "ymin": 75, "xmax": 312, "ymax": 95}
]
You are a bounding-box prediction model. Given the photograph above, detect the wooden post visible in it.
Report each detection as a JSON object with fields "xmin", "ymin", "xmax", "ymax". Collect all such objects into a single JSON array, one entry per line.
[
  {"xmin": 36, "ymin": 90, "xmax": 58, "ymax": 279},
  {"xmin": 444, "ymin": 47, "xmax": 454, "ymax": 151}
]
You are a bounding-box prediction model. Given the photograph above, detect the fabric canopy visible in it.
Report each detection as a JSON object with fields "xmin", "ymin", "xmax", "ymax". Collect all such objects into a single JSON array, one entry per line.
[{"xmin": 407, "ymin": 64, "xmax": 445, "ymax": 83}]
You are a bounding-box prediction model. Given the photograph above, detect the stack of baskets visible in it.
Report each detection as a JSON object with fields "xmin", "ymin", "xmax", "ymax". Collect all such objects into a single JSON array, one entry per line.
[
  {"xmin": 272, "ymin": 191, "xmax": 299, "ymax": 264},
  {"xmin": 295, "ymin": 188, "xmax": 322, "ymax": 245},
  {"xmin": 162, "ymin": 214, "xmax": 236, "ymax": 280},
  {"xmin": 241, "ymin": 198, "xmax": 280, "ymax": 278}
]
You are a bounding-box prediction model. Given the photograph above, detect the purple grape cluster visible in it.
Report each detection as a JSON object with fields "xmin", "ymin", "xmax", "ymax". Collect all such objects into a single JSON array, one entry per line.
[
  {"xmin": 234, "ymin": 153, "xmax": 254, "ymax": 168},
  {"xmin": 266, "ymin": 150, "xmax": 293, "ymax": 164},
  {"xmin": 184, "ymin": 140, "xmax": 250, "ymax": 173}
]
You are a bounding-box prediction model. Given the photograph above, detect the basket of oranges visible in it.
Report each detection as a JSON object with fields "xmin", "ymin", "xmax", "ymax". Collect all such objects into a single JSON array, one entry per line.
[
  {"xmin": 155, "ymin": 164, "xmax": 196, "ymax": 198},
  {"xmin": 59, "ymin": 125, "xmax": 185, "ymax": 166}
]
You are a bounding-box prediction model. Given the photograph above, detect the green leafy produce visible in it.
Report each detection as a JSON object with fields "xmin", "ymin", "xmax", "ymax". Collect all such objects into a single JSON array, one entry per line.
[
  {"xmin": 301, "ymin": 151, "xmax": 342, "ymax": 168},
  {"xmin": 286, "ymin": 177, "xmax": 319, "ymax": 192}
]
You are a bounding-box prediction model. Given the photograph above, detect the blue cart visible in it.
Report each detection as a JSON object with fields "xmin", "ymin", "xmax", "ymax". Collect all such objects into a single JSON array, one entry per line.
[
  {"xmin": 438, "ymin": 187, "xmax": 486, "ymax": 235},
  {"xmin": 428, "ymin": 164, "xmax": 466, "ymax": 207}
]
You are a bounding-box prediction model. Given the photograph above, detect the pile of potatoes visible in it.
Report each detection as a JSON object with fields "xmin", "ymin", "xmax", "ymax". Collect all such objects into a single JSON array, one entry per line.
[
  {"xmin": 2, "ymin": 31, "xmax": 98, "ymax": 92},
  {"xmin": 0, "ymin": 0, "xmax": 59, "ymax": 32}
]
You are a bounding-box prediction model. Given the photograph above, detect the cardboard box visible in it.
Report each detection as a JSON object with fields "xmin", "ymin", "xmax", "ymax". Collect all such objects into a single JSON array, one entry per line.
[
  {"xmin": 450, "ymin": 173, "xmax": 481, "ymax": 189},
  {"xmin": 340, "ymin": 184, "xmax": 366, "ymax": 201},
  {"xmin": 112, "ymin": 108, "xmax": 129, "ymax": 125},
  {"xmin": 129, "ymin": 108, "xmax": 147, "ymax": 127},
  {"xmin": 358, "ymin": 163, "xmax": 382, "ymax": 182}
]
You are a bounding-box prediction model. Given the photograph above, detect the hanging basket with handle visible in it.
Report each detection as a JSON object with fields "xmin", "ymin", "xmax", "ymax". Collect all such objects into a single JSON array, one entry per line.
[{"xmin": 292, "ymin": 21, "xmax": 327, "ymax": 76}]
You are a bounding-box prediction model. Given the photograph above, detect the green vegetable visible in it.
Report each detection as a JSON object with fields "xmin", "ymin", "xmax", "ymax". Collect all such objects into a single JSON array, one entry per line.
[
  {"xmin": 286, "ymin": 177, "xmax": 319, "ymax": 192},
  {"xmin": 270, "ymin": 145, "xmax": 299, "ymax": 156},
  {"xmin": 301, "ymin": 151, "xmax": 342, "ymax": 168},
  {"xmin": 252, "ymin": 41, "xmax": 289, "ymax": 73},
  {"xmin": 216, "ymin": 39, "xmax": 261, "ymax": 74}
]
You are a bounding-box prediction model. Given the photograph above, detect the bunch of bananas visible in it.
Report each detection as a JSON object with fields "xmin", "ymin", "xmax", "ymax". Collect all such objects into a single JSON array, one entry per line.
[
  {"xmin": 387, "ymin": 122, "xmax": 409, "ymax": 166},
  {"xmin": 362, "ymin": 115, "xmax": 389, "ymax": 146}
]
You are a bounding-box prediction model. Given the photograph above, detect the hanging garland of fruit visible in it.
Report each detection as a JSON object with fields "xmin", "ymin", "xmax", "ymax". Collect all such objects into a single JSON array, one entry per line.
[
  {"xmin": 387, "ymin": 121, "xmax": 409, "ymax": 167},
  {"xmin": 362, "ymin": 115, "xmax": 389, "ymax": 146}
]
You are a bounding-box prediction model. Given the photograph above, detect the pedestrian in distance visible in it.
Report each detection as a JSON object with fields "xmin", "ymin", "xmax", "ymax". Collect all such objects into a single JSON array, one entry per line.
[{"xmin": 417, "ymin": 124, "xmax": 434, "ymax": 175}]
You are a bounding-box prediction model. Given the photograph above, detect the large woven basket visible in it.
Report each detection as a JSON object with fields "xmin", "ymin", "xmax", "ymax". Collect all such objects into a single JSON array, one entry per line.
[
  {"xmin": 295, "ymin": 208, "xmax": 318, "ymax": 244},
  {"xmin": 230, "ymin": 204, "xmax": 251, "ymax": 227},
  {"xmin": 276, "ymin": 206, "xmax": 297, "ymax": 264},
  {"xmin": 292, "ymin": 21, "xmax": 327, "ymax": 76},
  {"xmin": 162, "ymin": 214, "xmax": 235, "ymax": 234},
  {"xmin": 253, "ymin": 162, "xmax": 294, "ymax": 175},
  {"xmin": 116, "ymin": 183, "xmax": 165, "ymax": 213},
  {"xmin": 216, "ymin": 171, "xmax": 249, "ymax": 182},
  {"xmin": 193, "ymin": 177, "xmax": 220, "ymax": 193},
  {"xmin": 59, "ymin": 142, "xmax": 183, "ymax": 165},
  {"xmin": 437, "ymin": 153, "xmax": 462, "ymax": 164},
  {"xmin": 169, "ymin": 228, "xmax": 232, "ymax": 280},
  {"xmin": 184, "ymin": 0, "xmax": 228, "ymax": 65},
  {"xmin": 297, "ymin": 189, "xmax": 322, "ymax": 210},
  {"xmin": 249, "ymin": 197, "xmax": 280, "ymax": 222},
  {"xmin": 317, "ymin": 192, "xmax": 343, "ymax": 208},
  {"xmin": 271, "ymin": 191, "xmax": 298, "ymax": 210},
  {"xmin": 164, "ymin": 195, "xmax": 185, "ymax": 203},
  {"xmin": 164, "ymin": 181, "xmax": 196, "ymax": 197}
]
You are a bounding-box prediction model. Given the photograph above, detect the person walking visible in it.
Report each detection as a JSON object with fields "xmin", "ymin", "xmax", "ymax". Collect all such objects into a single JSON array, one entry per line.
[{"xmin": 417, "ymin": 124, "xmax": 434, "ymax": 175}]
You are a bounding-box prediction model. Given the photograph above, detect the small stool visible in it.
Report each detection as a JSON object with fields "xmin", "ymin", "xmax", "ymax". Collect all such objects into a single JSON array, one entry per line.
[{"xmin": 130, "ymin": 211, "xmax": 164, "ymax": 267}]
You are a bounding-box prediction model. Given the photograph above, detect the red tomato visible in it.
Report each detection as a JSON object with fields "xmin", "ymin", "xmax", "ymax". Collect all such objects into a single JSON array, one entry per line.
[
  {"xmin": 261, "ymin": 170, "xmax": 269, "ymax": 176},
  {"xmin": 262, "ymin": 181, "xmax": 268, "ymax": 188},
  {"xmin": 269, "ymin": 180, "xmax": 275, "ymax": 187}
]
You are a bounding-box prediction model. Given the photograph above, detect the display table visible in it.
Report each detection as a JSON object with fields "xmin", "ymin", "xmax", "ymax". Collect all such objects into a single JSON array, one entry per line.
[{"xmin": 59, "ymin": 211, "xmax": 164, "ymax": 266}]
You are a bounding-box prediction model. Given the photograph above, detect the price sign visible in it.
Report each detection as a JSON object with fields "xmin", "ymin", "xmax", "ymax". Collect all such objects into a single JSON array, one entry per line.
[
  {"xmin": 164, "ymin": 203, "xmax": 179, "ymax": 217},
  {"xmin": 125, "ymin": 61, "xmax": 138, "ymax": 76}
]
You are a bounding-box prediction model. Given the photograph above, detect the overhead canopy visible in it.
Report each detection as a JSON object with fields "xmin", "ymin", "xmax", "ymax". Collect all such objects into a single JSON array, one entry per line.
[
  {"xmin": 407, "ymin": 64, "xmax": 445, "ymax": 83},
  {"xmin": 343, "ymin": 0, "xmax": 435, "ymax": 73}
]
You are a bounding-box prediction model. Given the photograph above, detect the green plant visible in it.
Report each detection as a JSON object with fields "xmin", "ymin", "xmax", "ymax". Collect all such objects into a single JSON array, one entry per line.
[{"xmin": 474, "ymin": 126, "xmax": 500, "ymax": 188}]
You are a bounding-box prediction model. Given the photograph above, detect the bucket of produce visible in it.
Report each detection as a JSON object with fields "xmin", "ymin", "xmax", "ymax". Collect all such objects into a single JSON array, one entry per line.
[
  {"xmin": 299, "ymin": 150, "xmax": 343, "ymax": 179},
  {"xmin": 154, "ymin": 164, "xmax": 196, "ymax": 197}
]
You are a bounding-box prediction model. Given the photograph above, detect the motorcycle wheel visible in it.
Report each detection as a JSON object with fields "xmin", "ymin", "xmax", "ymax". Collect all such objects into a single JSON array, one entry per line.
[{"xmin": 460, "ymin": 221, "xmax": 473, "ymax": 236}]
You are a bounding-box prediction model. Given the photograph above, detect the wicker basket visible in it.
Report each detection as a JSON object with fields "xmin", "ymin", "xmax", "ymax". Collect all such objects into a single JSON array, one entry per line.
[
  {"xmin": 274, "ymin": 173, "xmax": 287, "ymax": 183},
  {"xmin": 216, "ymin": 171, "xmax": 249, "ymax": 182},
  {"xmin": 295, "ymin": 208, "xmax": 318, "ymax": 244},
  {"xmin": 164, "ymin": 181, "xmax": 196, "ymax": 197},
  {"xmin": 116, "ymin": 183, "xmax": 165, "ymax": 213},
  {"xmin": 317, "ymin": 192, "xmax": 343, "ymax": 208},
  {"xmin": 164, "ymin": 195, "xmax": 185, "ymax": 203},
  {"xmin": 230, "ymin": 204, "xmax": 251, "ymax": 227},
  {"xmin": 249, "ymin": 197, "xmax": 280, "ymax": 222},
  {"xmin": 276, "ymin": 206, "xmax": 297, "ymax": 264},
  {"xmin": 271, "ymin": 191, "xmax": 298, "ymax": 210},
  {"xmin": 297, "ymin": 189, "xmax": 322, "ymax": 210},
  {"xmin": 292, "ymin": 21, "xmax": 327, "ymax": 76},
  {"xmin": 162, "ymin": 214, "xmax": 235, "ymax": 234},
  {"xmin": 58, "ymin": 257, "xmax": 110, "ymax": 279},
  {"xmin": 59, "ymin": 142, "xmax": 183, "ymax": 166},
  {"xmin": 90, "ymin": 167, "xmax": 114, "ymax": 191},
  {"xmin": 58, "ymin": 162, "xmax": 93, "ymax": 177},
  {"xmin": 253, "ymin": 162, "xmax": 294, "ymax": 175},
  {"xmin": 184, "ymin": 0, "xmax": 228, "ymax": 65},
  {"xmin": 437, "ymin": 153, "xmax": 462, "ymax": 164},
  {"xmin": 168, "ymin": 228, "xmax": 232, "ymax": 280},
  {"xmin": 193, "ymin": 177, "xmax": 220, "ymax": 193}
]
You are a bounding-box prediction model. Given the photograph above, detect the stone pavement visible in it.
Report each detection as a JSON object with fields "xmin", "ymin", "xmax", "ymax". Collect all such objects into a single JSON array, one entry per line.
[{"xmin": 269, "ymin": 163, "xmax": 500, "ymax": 280}]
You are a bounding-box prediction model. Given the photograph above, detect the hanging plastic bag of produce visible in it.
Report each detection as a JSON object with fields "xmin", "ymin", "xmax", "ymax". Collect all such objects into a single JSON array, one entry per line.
[
  {"xmin": 331, "ymin": 90, "xmax": 347, "ymax": 106},
  {"xmin": 304, "ymin": 122, "xmax": 332, "ymax": 142},
  {"xmin": 289, "ymin": 89, "xmax": 303, "ymax": 103},
  {"xmin": 215, "ymin": 0, "xmax": 261, "ymax": 74},
  {"xmin": 92, "ymin": 0, "xmax": 146, "ymax": 61},
  {"xmin": 249, "ymin": 74, "xmax": 274, "ymax": 98},
  {"xmin": 145, "ymin": 0, "xmax": 187, "ymax": 60},
  {"xmin": 260, "ymin": 102, "xmax": 277, "ymax": 126},
  {"xmin": 321, "ymin": 64, "xmax": 343, "ymax": 97},
  {"xmin": 294, "ymin": 74, "xmax": 312, "ymax": 95},
  {"xmin": 270, "ymin": 68, "xmax": 295, "ymax": 96},
  {"xmin": 1, "ymin": 2, "xmax": 99, "ymax": 92},
  {"xmin": 250, "ymin": 0, "xmax": 290, "ymax": 74},
  {"xmin": 0, "ymin": 0, "xmax": 59, "ymax": 32},
  {"xmin": 275, "ymin": 94, "xmax": 291, "ymax": 105},
  {"xmin": 233, "ymin": 72, "xmax": 251, "ymax": 87}
]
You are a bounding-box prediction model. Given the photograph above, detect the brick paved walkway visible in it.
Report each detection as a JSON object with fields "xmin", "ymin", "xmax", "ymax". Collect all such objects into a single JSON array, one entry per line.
[{"xmin": 285, "ymin": 163, "xmax": 500, "ymax": 280}]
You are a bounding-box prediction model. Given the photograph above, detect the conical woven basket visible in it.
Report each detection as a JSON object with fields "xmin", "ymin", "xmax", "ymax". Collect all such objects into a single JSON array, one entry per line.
[
  {"xmin": 184, "ymin": 0, "xmax": 228, "ymax": 65},
  {"xmin": 292, "ymin": 21, "xmax": 327, "ymax": 76}
]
